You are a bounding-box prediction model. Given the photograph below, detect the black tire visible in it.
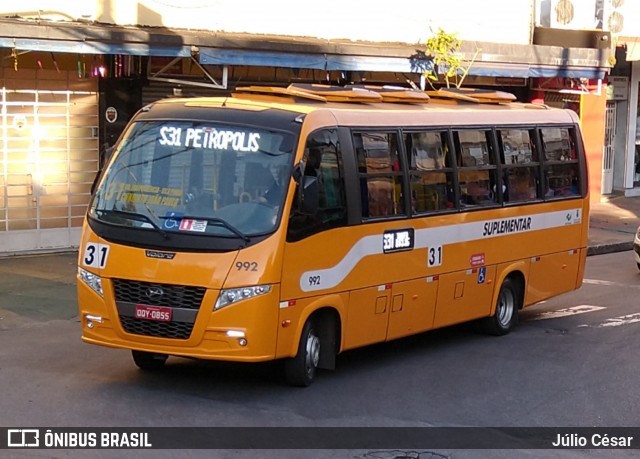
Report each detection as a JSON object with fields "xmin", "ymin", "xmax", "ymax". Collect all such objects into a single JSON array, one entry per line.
[
  {"xmin": 131, "ymin": 350, "xmax": 168, "ymax": 371},
  {"xmin": 284, "ymin": 319, "xmax": 320, "ymax": 387},
  {"xmin": 481, "ymin": 277, "xmax": 519, "ymax": 336},
  {"xmin": 636, "ymin": 262, "xmax": 640, "ymax": 271}
]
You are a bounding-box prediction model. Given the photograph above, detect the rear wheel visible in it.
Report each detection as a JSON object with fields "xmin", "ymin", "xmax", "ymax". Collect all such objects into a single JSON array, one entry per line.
[
  {"xmin": 482, "ymin": 278, "xmax": 519, "ymax": 336},
  {"xmin": 131, "ymin": 350, "xmax": 168, "ymax": 371},
  {"xmin": 284, "ymin": 319, "xmax": 320, "ymax": 387}
]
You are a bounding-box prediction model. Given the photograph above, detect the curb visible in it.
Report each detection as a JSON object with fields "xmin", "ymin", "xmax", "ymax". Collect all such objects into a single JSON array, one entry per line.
[{"xmin": 587, "ymin": 241, "xmax": 633, "ymax": 256}]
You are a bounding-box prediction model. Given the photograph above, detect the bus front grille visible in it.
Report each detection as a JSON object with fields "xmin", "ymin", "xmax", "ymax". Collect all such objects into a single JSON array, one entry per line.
[
  {"xmin": 120, "ymin": 316, "xmax": 194, "ymax": 339},
  {"xmin": 113, "ymin": 279, "xmax": 205, "ymax": 340},
  {"xmin": 113, "ymin": 279, "xmax": 206, "ymax": 310}
]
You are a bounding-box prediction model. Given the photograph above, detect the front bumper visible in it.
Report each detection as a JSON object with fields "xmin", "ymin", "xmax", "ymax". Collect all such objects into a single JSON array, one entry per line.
[{"xmin": 77, "ymin": 280, "xmax": 280, "ymax": 362}]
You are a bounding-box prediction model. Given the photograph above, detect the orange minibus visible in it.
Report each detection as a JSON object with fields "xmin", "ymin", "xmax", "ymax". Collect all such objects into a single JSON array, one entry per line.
[{"xmin": 77, "ymin": 84, "xmax": 589, "ymax": 386}]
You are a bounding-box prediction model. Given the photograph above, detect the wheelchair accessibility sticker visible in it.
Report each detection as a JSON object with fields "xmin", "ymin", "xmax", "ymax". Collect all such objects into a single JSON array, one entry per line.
[
  {"xmin": 162, "ymin": 211, "xmax": 183, "ymax": 230},
  {"xmin": 477, "ymin": 266, "xmax": 486, "ymax": 284},
  {"xmin": 162, "ymin": 211, "xmax": 207, "ymax": 232}
]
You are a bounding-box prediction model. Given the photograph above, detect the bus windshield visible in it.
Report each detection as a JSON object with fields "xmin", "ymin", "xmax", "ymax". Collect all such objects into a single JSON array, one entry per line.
[{"xmin": 89, "ymin": 120, "xmax": 296, "ymax": 240}]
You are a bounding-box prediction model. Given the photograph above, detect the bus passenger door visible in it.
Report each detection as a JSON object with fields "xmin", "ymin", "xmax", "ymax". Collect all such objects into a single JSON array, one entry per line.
[
  {"xmin": 386, "ymin": 277, "xmax": 438, "ymax": 340},
  {"xmin": 433, "ymin": 266, "xmax": 497, "ymax": 328},
  {"xmin": 344, "ymin": 285, "xmax": 391, "ymax": 350}
]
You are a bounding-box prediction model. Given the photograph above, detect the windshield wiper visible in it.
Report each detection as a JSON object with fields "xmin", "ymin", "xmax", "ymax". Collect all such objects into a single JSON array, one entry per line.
[
  {"xmin": 256, "ymin": 148, "xmax": 289, "ymax": 157},
  {"xmin": 158, "ymin": 215, "xmax": 250, "ymax": 243},
  {"xmin": 94, "ymin": 208, "xmax": 169, "ymax": 239}
]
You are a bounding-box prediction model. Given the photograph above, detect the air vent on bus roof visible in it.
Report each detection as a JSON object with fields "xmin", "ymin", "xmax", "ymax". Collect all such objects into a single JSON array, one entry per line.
[
  {"xmin": 345, "ymin": 85, "xmax": 431, "ymax": 103},
  {"xmin": 232, "ymin": 85, "xmax": 327, "ymax": 102},
  {"xmin": 287, "ymin": 84, "xmax": 384, "ymax": 102},
  {"xmin": 426, "ymin": 88, "xmax": 517, "ymax": 104}
]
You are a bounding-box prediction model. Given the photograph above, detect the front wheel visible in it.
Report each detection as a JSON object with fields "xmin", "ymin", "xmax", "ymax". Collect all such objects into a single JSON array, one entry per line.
[
  {"xmin": 481, "ymin": 278, "xmax": 519, "ymax": 336},
  {"xmin": 131, "ymin": 350, "xmax": 168, "ymax": 371},
  {"xmin": 284, "ymin": 319, "xmax": 320, "ymax": 387}
]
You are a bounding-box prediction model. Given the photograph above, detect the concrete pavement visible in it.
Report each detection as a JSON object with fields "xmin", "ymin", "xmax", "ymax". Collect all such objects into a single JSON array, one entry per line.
[
  {"xmin": 0, "ymin": 251, "xmax": 78, "ymax": 328},
  {"xmin": 0, "ymin": 196, "xmax": 639, "ymax": 324},
  {"xmin": 588, "ymin": 195, "xmax": 640, "ymax": 255}
]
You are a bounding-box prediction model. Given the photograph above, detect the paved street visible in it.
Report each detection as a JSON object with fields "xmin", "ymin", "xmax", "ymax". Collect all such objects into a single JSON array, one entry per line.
[
  {"xmin": 0, "ymin": 197, "xmax": 638, "ymax": 458},
  {"xmin": 1, "ymin": 250, "xmax": 639, "ymax": 458},
  {"xmin": 0, "ymin": 253, "xmax": 78, "ymax": 328}
]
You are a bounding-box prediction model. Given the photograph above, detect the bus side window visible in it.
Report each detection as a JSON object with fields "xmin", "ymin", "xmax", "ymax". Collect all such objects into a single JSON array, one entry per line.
[
  {"xmin": 287, "ymin": 129, "xmax": 347, "ymax": 241},
  {"xmin": 354, "ymin": 131, "xmax": 405, "ymax": 219},
  {"xmin": 499, "ymin": 128, "xmax": 540, "ymax": 203},
  {"xmin": 404, "ymin": 130, "xmax": 454, "ymax": 213},
  {"xmin": 454, "ymin": 129, "xmax": 499, "ymax": 208},
  {"xmin": 540, "ymin": 127, "xmax": 581, "ymax": 199}
]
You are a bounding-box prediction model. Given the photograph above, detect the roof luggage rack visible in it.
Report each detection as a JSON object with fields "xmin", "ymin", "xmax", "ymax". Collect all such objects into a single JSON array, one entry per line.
[
  {"xmin": 231, "ymin": 84, "xmax": 516, "ymax": 105},
  {"xmin": 426, "ymin": 88, "xmax": 517, "ymax": 104}
]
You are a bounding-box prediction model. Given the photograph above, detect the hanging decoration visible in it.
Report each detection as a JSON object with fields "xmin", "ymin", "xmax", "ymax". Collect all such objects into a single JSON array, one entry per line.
[
  {"xmin": 91, "ymin": 56, "xmax": 107, "ymax": 78},
  {"xmin": 98, "ymin": 55, "xmax": 146, "ymax": 79},
  {"xmin": 11, "ymin": 47, "xmax": 18, "ymax": 71},
  {"xmin": 106, "ymin": 54, "xmax": 140, "ymax": 78},
  {"xmin": 50, "ymin": 52, "xmax": 60, "ymax": 72},
  {"xmin": 77, "ymin": 54, "xmax": 87, "ymax": 78}
]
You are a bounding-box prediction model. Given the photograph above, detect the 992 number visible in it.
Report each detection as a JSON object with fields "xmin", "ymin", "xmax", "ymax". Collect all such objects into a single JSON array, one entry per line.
[
  {"xmin": 308, "ymin": 275, "xmax": 321, "ymax": 287},
  {"xmin": 236, "ymin": 261, "xmax": 258, "ymax": 272}
]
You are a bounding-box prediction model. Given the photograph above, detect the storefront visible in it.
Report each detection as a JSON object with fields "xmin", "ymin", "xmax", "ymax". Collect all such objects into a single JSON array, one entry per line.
[
  {"xmin": 0, "ymin": 19, "xmax": 611, "ymax": 254},
  {"xmin": 601, "ymin": 41, "xmax": 640, "ymax": 198},
  {"xmin": 0, "ymin": 56, "xmax": 99, "ymax": 254}
]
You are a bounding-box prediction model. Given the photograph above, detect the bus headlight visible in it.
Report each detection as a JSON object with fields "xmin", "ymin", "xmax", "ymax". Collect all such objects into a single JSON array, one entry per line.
[
  {"xmin": 78, "ymin": 267, "xmax": 103, "ymax": 297},
  {"xmin": 214, "ymin": 285, "xmax": 272, "ymax": 310}
]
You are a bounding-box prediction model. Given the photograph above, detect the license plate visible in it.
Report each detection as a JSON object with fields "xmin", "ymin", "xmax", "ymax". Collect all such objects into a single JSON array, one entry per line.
[{"xmin": 134, "ymin": 305, "xmax": 172, "ymax": 322}]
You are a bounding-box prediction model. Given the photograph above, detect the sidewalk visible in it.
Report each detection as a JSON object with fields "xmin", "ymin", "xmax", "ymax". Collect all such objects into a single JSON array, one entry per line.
[{"xmin": 588, "ymin": 194, "xmax": 640, "ymax": 255}]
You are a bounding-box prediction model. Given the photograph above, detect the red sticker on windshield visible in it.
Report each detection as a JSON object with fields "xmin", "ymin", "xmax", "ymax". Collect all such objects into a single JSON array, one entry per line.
[{"xmin": 179, "ymin": 219, "xmax": 207, "ymax": 232}]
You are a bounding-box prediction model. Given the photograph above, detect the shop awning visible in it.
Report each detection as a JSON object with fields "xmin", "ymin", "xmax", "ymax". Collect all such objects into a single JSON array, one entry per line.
[
  {"xmin": 199, "ymin": 47, "xmax": 607, "ymax": 79},
  {"xmin": 0, "ymin": 18, "xmax": 611, "ymax": 80},
  {"xmin": 0, "ymin": 37, "xmax": 192, "ymax": 57}
]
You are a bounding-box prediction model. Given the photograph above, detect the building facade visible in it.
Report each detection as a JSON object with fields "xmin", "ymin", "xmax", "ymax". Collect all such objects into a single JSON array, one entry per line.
[{"xmin": 0, "ymin": 0, "xmax": 617, "ymax": 254}]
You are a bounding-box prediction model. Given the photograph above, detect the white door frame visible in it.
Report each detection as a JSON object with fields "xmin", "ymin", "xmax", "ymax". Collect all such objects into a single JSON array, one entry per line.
[
  {"xmin": 601, "ymin": 101, "xmax": 616, "ymax": 195},
  {"xmin": 625, "ymin": 61, "xmax": 640, "ymax": 196}
]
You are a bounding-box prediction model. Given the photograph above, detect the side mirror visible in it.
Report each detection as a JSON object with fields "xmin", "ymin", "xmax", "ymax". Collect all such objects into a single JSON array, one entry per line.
[
  {"xmin": 292, "ymin": 162, "xmax": 304, "ymax": 183},
  {"xmin": 300, "ymin": 176, "xmax": 319, "ymax": 215}
]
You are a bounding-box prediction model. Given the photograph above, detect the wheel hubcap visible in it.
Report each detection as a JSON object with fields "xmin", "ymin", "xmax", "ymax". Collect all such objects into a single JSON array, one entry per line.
[
  {"xmin": 304, "ymin": 330, "xmax": 320, "ymax": 376},
  {"xmin": 498, "ymin": 289, "xmax": 515, "ymax": 327}
]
